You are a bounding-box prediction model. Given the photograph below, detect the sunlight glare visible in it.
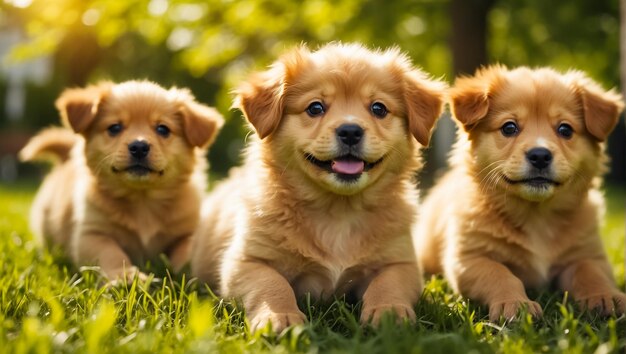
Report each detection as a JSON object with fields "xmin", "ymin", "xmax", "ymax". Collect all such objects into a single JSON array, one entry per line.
[
  {"xmin": 5, "ymin": 0, "xmax": 32, "ymax": 8},
  {"xmin": 402, "ymin": 16, "xmax": 425, "ymax": 36},
  {"xmin": 170, "ymin": 4, "xmax": 206, "ymax": 22},
  {"xmin": 148, "ymin": 0, "xmax": 168, "ymax": 16},
  {"xmin": 167, "ymin": 27, "xmax": 194, "ymax": 51},
  {"xmin": 82, "ymin": 9, "xmax": 100, "ymax": 26}
]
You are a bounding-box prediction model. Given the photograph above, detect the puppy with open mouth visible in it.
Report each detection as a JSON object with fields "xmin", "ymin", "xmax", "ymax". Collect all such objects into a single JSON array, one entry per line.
[
  {"xmin": 20, "ymin": 81, "xmax": 223, "ymax": 283},
  {"xmin": 414, "ymin": 65, "xmax": 625, "ymax": 321},
  {"xmin": 190, "ymin": 43, "xmax": 446, "ymax": 332}
]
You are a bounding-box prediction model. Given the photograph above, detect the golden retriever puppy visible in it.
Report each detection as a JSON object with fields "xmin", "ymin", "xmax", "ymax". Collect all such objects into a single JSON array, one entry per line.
[
  {"xmin": 20, "ymin": 81, "xmax": 223, "ymax": 283},
  {"xmin": 415, "ymin": 65, "xmax": 625, "ymax": 321},
  {"xmin": 190, "ymin": 43, "xmax": 446, "ymax": 332}
]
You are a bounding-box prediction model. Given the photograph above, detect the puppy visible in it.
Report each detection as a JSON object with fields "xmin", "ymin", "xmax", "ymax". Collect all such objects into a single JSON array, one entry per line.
[
  {"xmin": 190, "ymin": 43, "xmax": 446, "ymax": 332},
  {"xmin": 414, "ymin": 65, "xmax": 625, "ymax": 321},
  {"xmin": 20, "ymin": 81, "xmax": 223, "ymax": 282}
]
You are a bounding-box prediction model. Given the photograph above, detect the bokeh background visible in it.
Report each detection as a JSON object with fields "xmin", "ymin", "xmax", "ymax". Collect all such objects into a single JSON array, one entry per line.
[{"xmin": 0, "ymin": 0, "xmax": 623, "ymax": 187}]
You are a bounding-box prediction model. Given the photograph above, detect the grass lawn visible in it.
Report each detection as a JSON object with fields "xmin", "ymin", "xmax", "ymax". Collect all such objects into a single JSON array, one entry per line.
[{"xmin": 0, "ymin": 181, "xmax": 624, "ymax": 354}]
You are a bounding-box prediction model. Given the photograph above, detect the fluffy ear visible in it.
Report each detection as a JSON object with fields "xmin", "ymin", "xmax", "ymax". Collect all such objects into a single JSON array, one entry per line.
[
  {"xmin": 573, "ymin": 75, "xmax": 624, "ymax": 141},
  {"xmin": 55, "ymin": 83, "xmax": 110, "ymax": 133},
  {"xmin": 233, "ymin": 46, "xmax": 311, "ymax": 139},
  {"xmin": 178, "ymin": 99, "xmax": 224, "ymax": 148},
  {"xmin": 233, "ymin": 65, "xmax": 285, "ymax": 139},
  {"xmin": 403, "ymin": 70, "xmax": 447, "ymax": 146},
  {"xmin": 449, "ymin": 76, "xmax": 490, "ymax": 131}
]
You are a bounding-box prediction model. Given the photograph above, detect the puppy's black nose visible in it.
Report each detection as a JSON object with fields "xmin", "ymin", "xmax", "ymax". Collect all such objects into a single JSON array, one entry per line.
[
  {"xmin": 336, "ymin": 124, "xmax": 364, "ymax": 146},
  {"xmin": 526, "ymin": 147, "xmax": 552, "ymax": 170},
  {"xmin": 128, "ymin": 140, "xmax": 150, "ymax": 159}
]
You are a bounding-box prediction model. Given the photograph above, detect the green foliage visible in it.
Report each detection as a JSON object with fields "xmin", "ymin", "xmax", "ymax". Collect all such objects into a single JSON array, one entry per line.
[
  {"xmin": 0, "ymin": 0, "xmax": 621, "ymax": 175},
  {"xmin": 3, "ymin": 0, "xmax": 451, "ymax": 76},
  {"xmin": 4, "ymin": 0, "xmax": 447, "ymax": 173},
  {"xmin": 3, "ymin": 0, "xmax": 618, "ymax": 89},
  {"xmin": 1, "ymin": 182, "xmax": 625, "ymax": 353},
  {"xmin": 0, "ymin": 0, "xmax": 451, "ymax": 131},
  {"xmin": 489, "ymin": 0, "xmax": 620, "ymax": 86}
]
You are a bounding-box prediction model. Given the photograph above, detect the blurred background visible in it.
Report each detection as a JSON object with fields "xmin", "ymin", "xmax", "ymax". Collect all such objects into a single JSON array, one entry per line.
[{"xmin": 0, "ymin": 0, "xmax": 623, "ymax": 187}]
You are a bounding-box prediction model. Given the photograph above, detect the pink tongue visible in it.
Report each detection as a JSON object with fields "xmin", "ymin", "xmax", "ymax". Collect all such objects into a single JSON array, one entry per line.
[{"xmin": 331, "ymin": 160, "xmax": 365, "ymax": 174}]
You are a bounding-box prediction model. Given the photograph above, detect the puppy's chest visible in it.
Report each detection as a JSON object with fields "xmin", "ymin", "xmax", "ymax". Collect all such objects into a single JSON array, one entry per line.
[
  {"xmin": 308, "ymin": 214, "xmax": 373, "ymax": 266},
  {"xmin": 507, "ymin": 216, "xmax": 584, "ymax": 285},
  {"xmin": 134, "ymin": 217, "xmax": 164, "ymax": 250},
  {"xmin": 116, "ymin": 204, "xmax": 189, "ymax": 253},
  {"xmin": 523, "ymin": 217, "xmax": 576, "ymax": 257},
  {"xmin": 286, "ymin": 212, "xmax": 392, "ymax": 293}
]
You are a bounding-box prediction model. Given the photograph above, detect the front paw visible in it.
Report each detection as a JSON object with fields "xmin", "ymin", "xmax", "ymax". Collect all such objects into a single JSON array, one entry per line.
[
  {"xmin": 105, "ymin": 266, "xmax": 150, "ymax": 286},
  {"xmin": 360, "ymin": 303, "xmax": 416, "ymax": 326},
  {"xmin": 489, "ymin": 299, "xmax": 543, "ymax": 322},
  {"xmin": 577, "ymin": 291, "xmax": 626, "ymax": 316},
  {"xmin": 249, "ymin": 309, "xmax": 306, "ymax": 333}
]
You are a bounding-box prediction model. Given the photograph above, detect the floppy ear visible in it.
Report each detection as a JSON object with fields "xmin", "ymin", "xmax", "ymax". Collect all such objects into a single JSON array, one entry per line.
[
  {"xmin": 403, "ymin": 71, "xmax": 447, "ymax": 146},
  {"xmin": 55, "ymin": 83, "xmax": 110, "ymax": 133},
  {"xmin": 233, "ymin": 65, "xmax": 285, "ymax": 139},
  {"xmin": 179, "ymin": 100, "xmax": 224, "ymax": 148},
  {"xmin": 449, "ymin": 77, "xmax": 490, "ymax": 131},
  {"xmin": 575, "ymin": 78, "xmax": 624, "ymax": 141}
]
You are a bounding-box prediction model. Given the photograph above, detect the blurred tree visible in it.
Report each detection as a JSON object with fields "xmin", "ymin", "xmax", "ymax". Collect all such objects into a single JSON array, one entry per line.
[
  {"xmin": 0, "ymin": 0, "xmax": 623, "ymax": 182},
  {"xmin": 426, "ymin": 0, "xmax": 495, "ymax": 187},
  {"xmin": 490, "ymin": 0, "xmax": 620, "ymax": 86},
  {"xmin": 622, "ymin": 0, "xmax": 626, "ymax": 102},
  {"xmin": 619, "ymin": 0, "xmax": 626, "ymax": 184},
  {"xmin": 1, "ymin": 0, "xmax": 450, "ymax": 176},
  {"xmin": 451, "ymin": 0, "xmax": 495, "ymax": 75}
]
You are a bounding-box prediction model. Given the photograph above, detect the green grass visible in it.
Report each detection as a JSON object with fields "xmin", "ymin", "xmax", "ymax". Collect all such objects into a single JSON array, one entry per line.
[{"xmin": 1, "ymin": 182, "xmax": 625, "ymax": 354}]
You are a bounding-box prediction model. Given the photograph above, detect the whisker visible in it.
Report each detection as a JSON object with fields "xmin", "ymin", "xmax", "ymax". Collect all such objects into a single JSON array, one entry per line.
[
  {"xmin": 475, "ymin": 160, "xmax": 507, "ymax": 178},
  {"xmin": 478, "ymin": 164, "xmax": 504, "ymax": 195},
  {"xmin": 93, "ymin": 153, "xmax": 117, "ymax": 176}
]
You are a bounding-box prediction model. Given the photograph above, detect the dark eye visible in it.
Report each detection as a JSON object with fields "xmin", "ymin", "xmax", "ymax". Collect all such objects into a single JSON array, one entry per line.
[
  {"xmin": 500, "ymin": 121, "xmax": 519, "ymax": 137},
  {"xmin": 107, "ymin": 123, "xmax": 122, "ymax": 136},
  {"xmin": 371, "ymin": 102, "xmax": 388, "ymax": 118},
  {"xmin": 557, "ymin": 123, "xmax": 573, "ymax": 139},
  {"xmin": 156, "ymin": 124, "xmax": 170, "ymax": 137},
  {"xmin": 305, "ymin": 101, "xmax": 325, "ymax": 117}
]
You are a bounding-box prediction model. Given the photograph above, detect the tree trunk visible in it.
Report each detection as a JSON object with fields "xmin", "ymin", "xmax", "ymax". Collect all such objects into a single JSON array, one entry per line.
[
  {"xmin": 621, "ymin": 0, "xmax": 626, "ymax": 102},
  {"xmin": 425, "ymin": 0, "xmax": 495, "ymax": 188},
  {"xmin": 609, "ymin": 0, "xmax": 626, "ymax": 186},
  {"xmin": 450, "ymin": 0, "xmax": 495, "ymax": 76},
  {"xmin": 613, "ymin": 0, "xmax": 626, "ymax": 288}
]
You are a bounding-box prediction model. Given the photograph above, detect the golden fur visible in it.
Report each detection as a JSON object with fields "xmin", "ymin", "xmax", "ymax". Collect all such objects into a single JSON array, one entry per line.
[
  {"xmin": 414, "ymin": 65, "xmax": 625, "ymax": 321},
  {"xmin": 20, "ymin": 81, "xmax": 223, "ymax": 283},
  {"xmin": 190, "ymin": 43, "xmax": 446, "ymax": 332}
]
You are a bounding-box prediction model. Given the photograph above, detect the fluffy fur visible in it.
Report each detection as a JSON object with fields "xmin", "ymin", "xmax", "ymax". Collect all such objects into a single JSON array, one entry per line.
[
  {"xmin": 20, "ymin": 81, "xmax": 223, "ymax": 283},
  {"xmin": 190, "ymin": 43, "xmax": 446, "ymax": 332},
  {"xmin": 414, "ymin": 65, "xmax": 625, "ymax": 321}
]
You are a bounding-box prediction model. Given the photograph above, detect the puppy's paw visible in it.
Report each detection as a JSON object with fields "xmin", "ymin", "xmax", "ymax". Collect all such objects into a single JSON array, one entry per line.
[
  {"xmin": 249, "ymin": 310, "xmax": 306, "ymax": 334},
  {"xmin": 489, "ymin": 299, "xmax": 543, "ymax": 322},
  {"xmin": 578, "ymin": 291, "xmax": 626, "ymax": 316},
  {"xmin": 105, "ymin": 266, "xmax": 150, "ymax": 287},
  {"xmin": 360, "ymin": 303, "xmax": 416, "ymax": 327}
]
